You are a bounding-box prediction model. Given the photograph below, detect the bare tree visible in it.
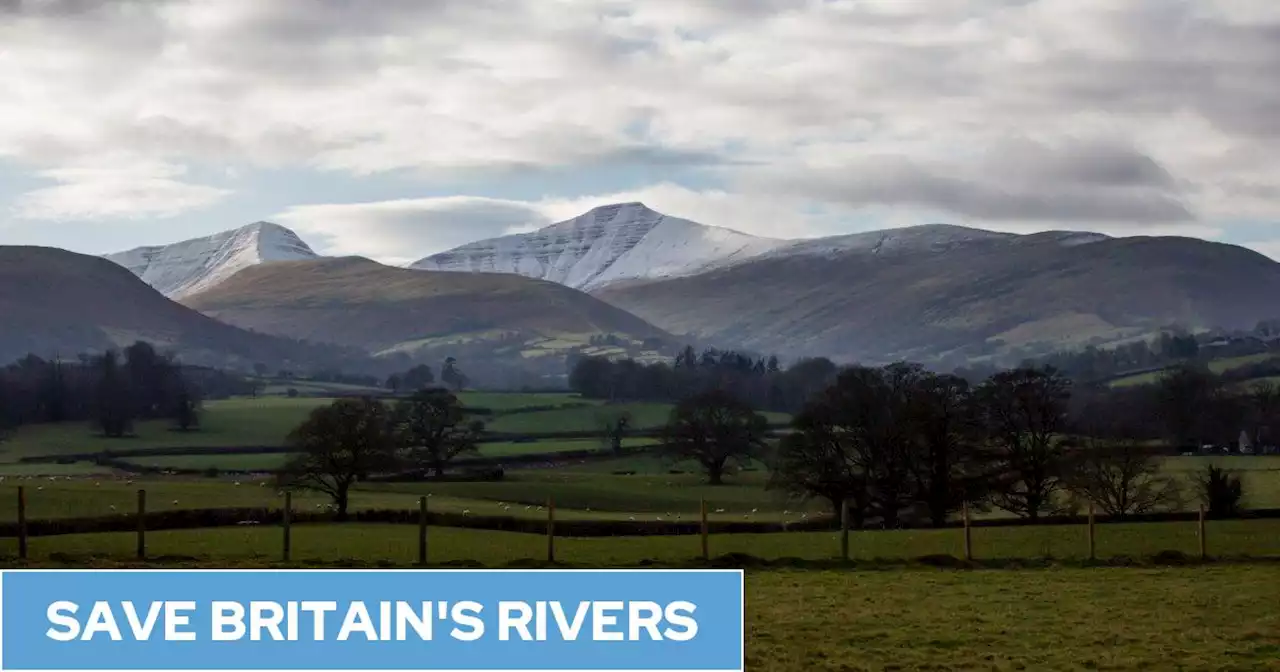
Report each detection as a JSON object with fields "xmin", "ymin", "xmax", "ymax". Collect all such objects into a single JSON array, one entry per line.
[
  {"xmin": 975, "ymin": 367, "xmax": 1073, "ymax": 521},
  {"xmin": 768, "ymin": 406, "xmax": 871, "ymax": 524},
  {"xmin": 661, "ymin": 390, "xmax": 768, "ymax": 485},
  {"xmin": 912, "ymin": 371, "xmax": 984, "ymax": 527},
  {"xmin": 280, "ymin": 398, "xmax": 398, "ymax": 519},
  {"xmin": 394, "ymin": 388, "xmax": 483, "ymax": 478},
  {"xmin": 1065, "ymin": 436, "xmax": 1183, "ymax": 517}
]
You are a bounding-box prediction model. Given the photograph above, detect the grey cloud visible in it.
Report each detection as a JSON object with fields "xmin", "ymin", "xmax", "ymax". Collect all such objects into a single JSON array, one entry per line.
[{"xmin": 745, "ymin": 139, "xmax": 1196, "ymax": 224}]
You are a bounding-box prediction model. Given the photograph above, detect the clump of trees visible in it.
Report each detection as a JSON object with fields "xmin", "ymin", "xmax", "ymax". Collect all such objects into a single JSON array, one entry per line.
[
  {"xmin": 279, "ymin": 388, "xmax": 486, "ymax": 514},
  {"xmin": 753, "ymin": 360, "xmax": 1260, "ymax": 528},
  {"xmin": 766, "ymin": 364, "xmax": 999, "ymax": 526},
  {"xmin": 569, "ymin": 346, "xmax": 837, "ymax": 412},
  {"xmin": 0, "ymin": 341, "xmax": 224, "ymax": 438}
]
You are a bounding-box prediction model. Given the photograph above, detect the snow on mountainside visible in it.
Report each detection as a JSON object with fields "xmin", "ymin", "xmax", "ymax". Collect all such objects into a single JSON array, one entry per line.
[
  {"xmin": 104, "ymin": 222, "xmax": 318, "ymax": 299},
  {"xmin": 410, "ymin": 202, "xmax": 787, "ymax": 291},
  {"xmin": 764, "ymin": 223, "xmax": 1019, "ymax": 260}
]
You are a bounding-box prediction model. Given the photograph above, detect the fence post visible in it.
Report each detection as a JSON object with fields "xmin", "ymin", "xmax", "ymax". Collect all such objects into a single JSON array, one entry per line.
[
  {"xmin": 136, "ymin": 489, "xmax": 147, "ymax": 560},
  {"xmin": 546, "ymin": 497, "xmax": 555, "ymax": 564},
  {"xmin": 418, "ymin": 496, "xmax": 428, "ymax": 566},
  {"xmin": 1087, "ymin": 501, "xmax": 1096, "ymax": 561},
  {"xmin": 840, "ymin": 499, "xmax": 850, "ymax": 561},
  {"xmin": 699, "ymin": 498, "xmax": 709, "ymax": 561},
  {"xmin": 1198, "ymin": 505, "xmax": 1207, "ymax": 560},
  {"xmin": 17, "ymin": 486, "xmax": 28, "ymax": 560},
  {"xmin": 282, "ymin": 492, "xmax": 292, "ymax": 562},
  {"xmin": 962, "ymin": 501, "xmax": 973, "ymax": 562}
]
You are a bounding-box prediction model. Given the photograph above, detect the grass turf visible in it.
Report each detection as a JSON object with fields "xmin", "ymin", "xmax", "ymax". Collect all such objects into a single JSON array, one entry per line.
[
  {"xmin": 0, "ymin": 394, "xmax": 671, "ymax": 461},
  {"xmin": 0, "ymin": 555, "xmax": 1272, "ymax": 671}
]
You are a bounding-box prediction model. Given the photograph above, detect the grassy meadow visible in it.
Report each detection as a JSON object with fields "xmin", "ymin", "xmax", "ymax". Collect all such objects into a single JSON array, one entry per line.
[
  {"xmin": 2, "ymin": 554, "xmax": 1272, "ymax": 672},
  {"xmin": 0, "ymin": 392, "xmax": 666, "ymax": 469},
  {"xmin": 3, "ymin": 388, "xmax": 1280, "ymax": 564},
  {"xmin": 1108, "ymin": 352, "xmax": 1279, "ymax": 388},
  {"xmin": 5, "ymin": 389, "xmax": 1280, "ymax": 670}
]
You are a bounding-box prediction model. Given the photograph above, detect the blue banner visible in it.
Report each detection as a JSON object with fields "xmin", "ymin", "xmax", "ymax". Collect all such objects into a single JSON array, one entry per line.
[{"xmin": 0, "ymin": 569, "xmax": 743, "ymax": 672}]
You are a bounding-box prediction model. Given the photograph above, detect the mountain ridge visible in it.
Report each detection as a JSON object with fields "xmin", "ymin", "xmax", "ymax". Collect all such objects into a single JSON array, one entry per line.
[
  {"xmin": 410, "ymin": 202, "xmax": 787, "ymax": 291},
  {"xmin": 0, "ymin": 245, "xmax": 374, "ymax": 371},
  {"xmin": 594, "ymin": 233, "xmax": 1280, "ymax": 365},
  {"xmin": 104, "ymin": 221, "xmax": 318, "ymax": 299}
]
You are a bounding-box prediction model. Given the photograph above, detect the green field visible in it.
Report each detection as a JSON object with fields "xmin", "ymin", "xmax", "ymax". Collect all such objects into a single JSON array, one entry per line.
[
  {"xmin": 0, "ymin": 396, "xmax": 334, "ymax": 460},
  {"xmin": 0, "ymin": 466, "xmax": 830, "ymax": 522},
  {"xmin": 5, "ymin": 518, "xmax": 1280, "ymax": 564},
  {"xmin": 458, "ymin": 392, "xmax": 601, "ymax": 411},
  {"xmin": 485, "ymin": 402, "xmax": 790, "ymax": 433},
  {"xmin": 1110, "ymin": 352, "xmax": 1279, "ymax": 388},
  {"xmin": 742, "ymin": 566, "xmax": 1280, "ymax": 671},
  {"xmin": 6, "ymin": 389, "xmax": 1280, "ymax": 670},
  {"xmin": 4, "ymin": 453, "xmax": 1279, "ymax": 521},
  {"xmin": 0, "ymin": 393, "xmax": 634, "ymax": 463},
  {"xmin": 102, "ymin": 438, "xmax": 660, "ymax": 472},
  {"xmin": 0, "ymin": 553, "xmax": 1271, "ymax": 672}
]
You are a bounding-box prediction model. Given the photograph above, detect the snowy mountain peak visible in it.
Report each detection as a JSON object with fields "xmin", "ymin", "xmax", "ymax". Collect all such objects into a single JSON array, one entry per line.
[
  {"xmin": 104, "ymin": 221, "xmax": 319, "ymax": 299},
  {"xmin": 411, "ymin": 202, "xmax": 786, "ymax": 291}
]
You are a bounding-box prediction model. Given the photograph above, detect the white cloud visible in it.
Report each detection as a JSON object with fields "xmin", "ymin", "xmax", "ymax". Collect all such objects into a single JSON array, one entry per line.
[
  {"xmin": 1, "ymin": 0, "xmax": 1279, "ymax": 234},
  {"xmin": 274, "ymin": 196, "xmax": 552, "ymax": 260},
  {"xmin": 13, "ymin": 160, "xmax": 230, "ymax": 221}
]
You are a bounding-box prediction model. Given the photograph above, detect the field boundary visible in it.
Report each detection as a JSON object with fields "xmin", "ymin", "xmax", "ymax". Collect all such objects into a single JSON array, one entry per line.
[
  {"xmin": 8, "ymin": 504, "xmax": 1280, "ymax": 539},
  {"xmin": 5, "ymin": 552, "xmax": 1280, "ymax": 572}
]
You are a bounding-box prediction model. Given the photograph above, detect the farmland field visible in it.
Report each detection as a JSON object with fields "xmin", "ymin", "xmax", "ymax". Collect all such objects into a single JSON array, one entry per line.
[
  {"xmin": 1109, "ymin": 352, "xmax": 1279, "ymax": 388},
  {"xmin": 102, "ymin": 438, "xmax": 660, "ymax": 472},
  {"xmin": 0, "ymin": 396, "xmax": 334, "ymax": 459},
  {"xmin": 0, "ymin": 392, "xmax": 630, "ymax": 464},
  {"xmin": 485, "ymin": 402, "xmax": 791, "ymax": 433},
  {"xmin": 3, "ymin": 453, "xmax": 1280, "ymax": 520},
  {"xmin": 0, "ymin": 551, "xmax": 1272, "ymax": 672},
  {"xmin": 5, "ymin": 518, "xmax": 1280, "ymax": 564}
]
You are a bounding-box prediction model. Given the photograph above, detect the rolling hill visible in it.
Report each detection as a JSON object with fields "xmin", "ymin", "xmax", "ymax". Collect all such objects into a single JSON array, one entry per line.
[
  {"xmin": 180, "ymin": 257, "xmax": 676, "ymax": 369},
  {"xmin": 593, "ymin": 230, "xmax": 1280, "ymax": 366},
  {"xmin": 0, "ymin": 246, "xmax": 371, "ymax": 370}
]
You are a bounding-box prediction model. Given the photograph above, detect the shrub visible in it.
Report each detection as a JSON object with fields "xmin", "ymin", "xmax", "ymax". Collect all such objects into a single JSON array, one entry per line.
[{"xmin": 1198, "ymin": 465, "xmax": 1245, "ymax": 518}]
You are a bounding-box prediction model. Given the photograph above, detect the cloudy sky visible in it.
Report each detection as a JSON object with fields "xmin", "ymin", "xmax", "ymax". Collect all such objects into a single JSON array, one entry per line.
[{"xmin": 1, "ymin": 0, "xmax": 1277, "ymax": 264}]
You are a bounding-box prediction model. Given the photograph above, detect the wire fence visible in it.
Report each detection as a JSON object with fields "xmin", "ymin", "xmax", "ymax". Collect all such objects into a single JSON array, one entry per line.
[{"xmin": 6, "ymin": 487, "xmax": 1280, "ymax": 566}]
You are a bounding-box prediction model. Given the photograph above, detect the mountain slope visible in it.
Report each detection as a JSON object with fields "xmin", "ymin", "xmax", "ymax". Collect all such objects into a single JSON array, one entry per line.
[
  {"xmin": 181, "ymin": 257, "xmax": 675, "ymax": 366},
  {"xmin": 104, "ymin": 222, "xmax": 318, "ymax": 299},
  {"xmin": 0, "ymin": 246, "xmax": 370, "ymax": 370},
  {"xmin": 593, "ymin": 231, "xmax": 1280, "ymax": 365},
  {"xmin": 411, "ymin": 202, "xmax": 784, "ymax": 291}
]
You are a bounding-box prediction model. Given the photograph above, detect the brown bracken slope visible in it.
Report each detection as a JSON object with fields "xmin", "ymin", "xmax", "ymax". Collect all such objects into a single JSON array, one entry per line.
[
  {"xmin": 181, "ymin": 257, "xmax": 672, "ymax": 355},
  {"xmin": 0, "ymin": 246, "xmax": 368, "ymax": 369}
]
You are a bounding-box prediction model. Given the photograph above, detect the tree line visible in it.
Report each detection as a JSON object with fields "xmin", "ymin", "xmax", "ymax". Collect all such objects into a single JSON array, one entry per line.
[
  {"xmin": 659, "ymin": 363, "xmax": 1273, "ymax": 528},
  {"xmin": 0, "ymin": 341, "xmax": 246, "ymax": 438},
  {"xmin": 569, "ymin": 346, "xmax": 839, "ymax": 413}
]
